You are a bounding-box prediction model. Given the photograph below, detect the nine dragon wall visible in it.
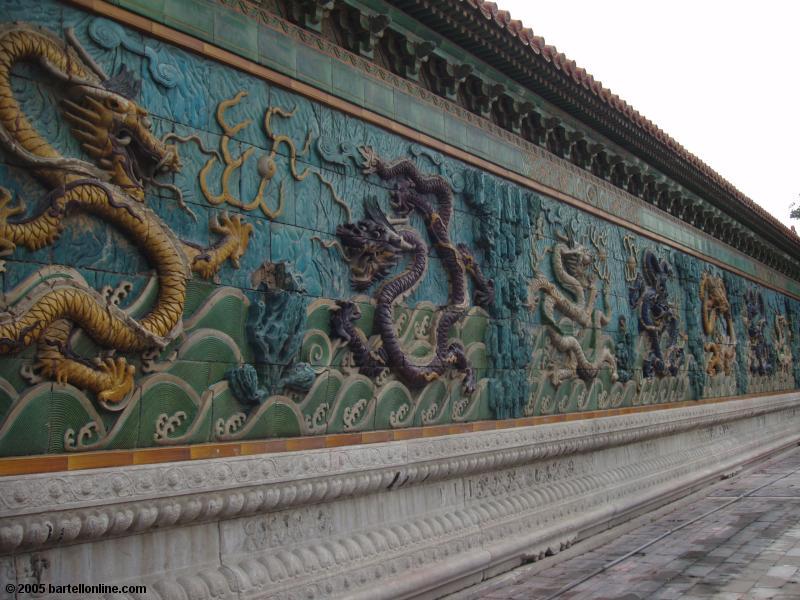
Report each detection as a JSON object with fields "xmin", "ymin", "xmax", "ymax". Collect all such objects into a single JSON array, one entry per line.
[{"xmin": 0, "ymin": 0, "xmax": 797, "ymax": 458}]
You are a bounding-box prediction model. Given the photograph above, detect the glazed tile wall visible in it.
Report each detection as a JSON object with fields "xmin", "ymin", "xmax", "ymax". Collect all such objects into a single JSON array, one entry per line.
[
  {"xmin": 0, "ymin": 0, "xmax": 796, "ymax": 457},
  {"xmin": 103, "ymin": 0, "xmax": 800, "ymax": 298}
]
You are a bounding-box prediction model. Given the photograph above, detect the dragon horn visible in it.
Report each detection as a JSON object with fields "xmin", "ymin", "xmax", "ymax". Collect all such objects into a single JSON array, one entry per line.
[
  {"xmin": 65, "ymin": 28, "xmax": 108, "ymax": 81},
  {"xmin": 83, "ymin": 95, "xmax": 107, "ymax": 114},
  {"xmin": 363, "ymin": 195, "xmax": 396, "ymax": 233},
  {"xmin": 71, "ymin": 129, "xmax": 100, "ymax": 145},
  {"xmin": 643, "ymin": 250, "xmax": 660, "ymax": 286},
  {"xmin": 81, "ymin": 142, "xmax": 106, "ymax": 158},
  {"xmin": 61, "ymin": 99, "xmax": 102, "ymax": 124}
]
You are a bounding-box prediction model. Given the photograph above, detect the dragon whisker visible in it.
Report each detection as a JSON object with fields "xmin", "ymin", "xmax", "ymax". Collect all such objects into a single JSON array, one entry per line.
[
  {"xmin": 161, "ymin": 133, "xmax": 221, "ymax": 163},
  {"xmin": 311, "ymin": 236, "xmax": 345, "ymax": 259},
  {"xmin": 61, "ymin": 99, "xmax": 101, "ymax": 123},
  {"xmin": 143, "ymin": 176, "xmax": 197, "ymax": 222}
]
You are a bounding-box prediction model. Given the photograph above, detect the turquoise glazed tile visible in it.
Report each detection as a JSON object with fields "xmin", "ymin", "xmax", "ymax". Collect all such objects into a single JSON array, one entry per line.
[
  {"xmin": 394, "ymin": 92, "xmax": 444, "ymax": 139},
  {"xmin": 0, "ymin": 383, "xmax": 52, "ymax": 457},
  {"xmin": 0, "ymin": 0, "xmax": 797, "ymax": 460},
  {"xmin": 465, "ymin": 124, "xmax": 489, "ymax": 156},
  {"xmin": 295, "ymin": 44, "xmax": 332, "ymax": 90},
  {"xmin": 364, "ymin": 78, "xmax": 395, "ymax": 116},
  {"xmin": 165, "ymin": 0, "xmax": 214, "ymax": 38},
  {"xmin": 3, "ymin": 0, "xmax": 61, "ymax": 23},
  {"xmin": 445, "ymin": 114, "xmax": 467, "ymax": 149},
  {"xmin": 332, "ymin": 60, "xmax": 365, "ymax": 105},
  {"xmin": 117, "ymin": 0, "xmax": 165, "ymax": 22},
  {"xmin": 258, "ymin": 25, "xmax": 297, "ymax": 76},
  {"xmin": 138, "ymin": 366, "xmax": 212, "ymax": 448},
  {"xmin": 213, "ymin": 8, "xmax": 258, "ymax": 61}
]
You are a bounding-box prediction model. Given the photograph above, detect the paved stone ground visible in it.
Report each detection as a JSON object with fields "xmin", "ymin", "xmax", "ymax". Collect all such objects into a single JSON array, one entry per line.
[{"xmin": 453, "ymin": 446, "xmax": 800, "ymax": 600}]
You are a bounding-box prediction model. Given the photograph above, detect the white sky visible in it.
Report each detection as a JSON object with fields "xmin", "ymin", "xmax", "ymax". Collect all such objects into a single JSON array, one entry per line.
[{"xmin": 498, "ymin": 0, "xmax": 800, "ymax": 228}]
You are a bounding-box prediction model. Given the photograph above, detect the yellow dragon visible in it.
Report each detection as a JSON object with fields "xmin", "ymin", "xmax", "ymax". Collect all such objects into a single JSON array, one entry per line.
[
  {"xmin": 699, "ymin": 272, "xmax": 736, "ymax": 377},
  {"xmin": 0, "ymin": 23, "xmax": 252, "ymax": 405}
]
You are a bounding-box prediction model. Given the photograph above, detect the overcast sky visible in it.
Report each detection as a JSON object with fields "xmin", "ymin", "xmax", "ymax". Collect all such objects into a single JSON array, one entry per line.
[{"xmin": 499, "ymin": 0, "xmax": 799, "ymax": 228}]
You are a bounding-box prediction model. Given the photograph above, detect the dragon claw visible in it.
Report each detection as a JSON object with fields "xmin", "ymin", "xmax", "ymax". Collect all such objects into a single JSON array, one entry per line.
[
  {"xmin": 214, "ymin": 212, "xmax": 253, "ymax": 264},
  {"xmin": 462, "ymin": 369, "xmax": 476, "ymax": 395},
  {"xmin": 97, "ymin": 357, "xmax": 135, "ymax": 404},
  {"xmin": 193, "ymin": 212, "xmax": 253, "ymax": 278}
]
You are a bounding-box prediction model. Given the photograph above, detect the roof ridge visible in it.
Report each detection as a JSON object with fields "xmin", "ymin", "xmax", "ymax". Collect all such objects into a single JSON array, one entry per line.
[{"xmin": 463, "ymin": 0, "xmax": 796, "ymax": 243}]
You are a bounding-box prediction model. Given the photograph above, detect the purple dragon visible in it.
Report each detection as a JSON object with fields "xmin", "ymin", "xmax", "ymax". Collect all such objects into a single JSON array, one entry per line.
[{"xmin": 331, "ymin": 147, "xmax": 494, "ymax": 393}]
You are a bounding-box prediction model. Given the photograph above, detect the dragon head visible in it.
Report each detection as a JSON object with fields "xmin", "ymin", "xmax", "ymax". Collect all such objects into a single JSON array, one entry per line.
[
  {"xmin": 560, "ymin": 244, "xmax": 593, "ymax": 288},
  {"xmin": 642, "ymin": 250, "xmax": 673, "ymax": 298},
  {"xmin": 336, "ymin": 196, "xmax": 410, "ymax": 291},
  {"xmin": 61, "ymin": 66, "xmax": 181, "ymax": 202},
  {"xmin": 701, "ymin": 273, "xmax": 730, "ymax": 315},
  {"xmin": 744, "ymin": 288, "xmax": 766, "ymax": 327},
  {"xmin": 552, "ymin": 227, "xmax": 594, "ymax": 289}
]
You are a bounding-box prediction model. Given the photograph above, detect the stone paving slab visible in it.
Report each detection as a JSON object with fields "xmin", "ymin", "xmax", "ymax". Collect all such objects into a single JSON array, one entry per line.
[{"xmin": 452, "ymin": 447, "xmax": 800, "ymax": 600}]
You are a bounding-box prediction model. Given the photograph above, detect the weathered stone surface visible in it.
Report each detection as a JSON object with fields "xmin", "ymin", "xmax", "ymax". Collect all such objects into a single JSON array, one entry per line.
[
  {"xmin": 1, "ymin": 393, "xmax": 798, "ymax": 597},
  {"xmin": 453, "ymin": 445, "xmax": 800, "ymax": 600}
]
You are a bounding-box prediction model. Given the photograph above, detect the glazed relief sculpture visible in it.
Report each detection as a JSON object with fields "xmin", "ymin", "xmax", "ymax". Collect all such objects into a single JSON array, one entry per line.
[
  {"xmin": 628, "ymin": 250, "xmax": 685, "ymax": 379},
  {"xmin": 739, "ymin": 288, "xmax": 793, "ymax": 393},
  {"xmin": 199, "ymin": 91, "xmax": 312, "ymax": 219},
  {"xmin": 331, "ymin": 147, "xmax": 494, "ymax": 393},
  {"xmin": 528, "ymin": 216, "xmax": 616, "ymax": 386},
  {"xmin": 743, "ymin": 289, "xmax": 772, "ymax": 377},
  {"xmin": 0, "ymin": 24, "xmax": 251, "ymax": 405},
  {"xmin": 0, "ymin": 10, "xmax": 797, "ymax": 457},
  {"xmin": 523, "ymin": 206, "xmax": 634, "ymax": 416},
  {"xmin": 620, "ymin": 243, "xmax": 692, "ymax": 405},
  {"xmin": 700, "ymin": 272, "xmax": 736, "ymax": 378}
]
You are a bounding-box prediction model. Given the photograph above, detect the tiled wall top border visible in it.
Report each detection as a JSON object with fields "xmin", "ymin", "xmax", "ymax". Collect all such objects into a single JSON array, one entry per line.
[
  {"xmin": 67, "ymin": 0, "xmax": 800, "ymax": 299},
  {"xmin": 0, "ymin": 390, "xmax": 792, "ymax": 477}
]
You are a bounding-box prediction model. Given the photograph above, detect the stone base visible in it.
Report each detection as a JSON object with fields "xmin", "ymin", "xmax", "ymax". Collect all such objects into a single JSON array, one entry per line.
[{"xmin": 1, "ymin": 393, "xmax": 799, "ymax": 599}]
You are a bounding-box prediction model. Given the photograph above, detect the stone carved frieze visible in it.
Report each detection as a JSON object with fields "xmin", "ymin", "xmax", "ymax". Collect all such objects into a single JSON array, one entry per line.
[
  {"xmin": 1, "ymin": 393, "xmax": 798, "ymax": 600},
  {"xmin": 1, "ymin": 394, "xmax": 795, "ymax": 542},
  {"xmin": 240, "ymin": 505, "xmax": 334, "ymax": 552}
]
